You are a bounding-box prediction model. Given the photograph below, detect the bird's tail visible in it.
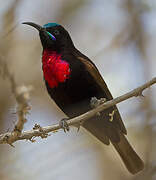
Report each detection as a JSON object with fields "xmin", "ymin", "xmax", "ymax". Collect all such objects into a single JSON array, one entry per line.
[
  {"xmin": 83, "ymin": 116, "xmax": 144, "ymax": 174},
  {"xmin": 82, "ymin": 104, "xmax": 144, "ymax": 174},
  {"xmin": 112, "ymin": 132, "xmax": 144, "ymax": 174}
]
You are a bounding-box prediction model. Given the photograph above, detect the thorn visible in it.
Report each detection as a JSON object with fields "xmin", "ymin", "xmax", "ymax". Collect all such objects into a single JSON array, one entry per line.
[
  {"xmin": 109, "ymin": 110, "xmax": 117, "ymax": 122},
  {"xmin": 77, "ymin": 126, "xmax": 80, "ymax": 132},
  {"xmin": 29, "ymin": 137, "xmax": 36, "ymax": 143},
  {"xmin": 139, "ymin": 91, "xmax": 144, "ymax": 97},
  {"xmin": 136, "ymin": 91, "xmax": 145, "ymax": 97},
  {"xmin": 140, "ymin": 94, "xmax": 145, "ymax": 97},
  {"xmin": 9, "ymin": 143, "xmax": 15, "ymax": 148},
  {"xmin": 77, "ymin": 120, "xmax": 83, "ymax": 132}
]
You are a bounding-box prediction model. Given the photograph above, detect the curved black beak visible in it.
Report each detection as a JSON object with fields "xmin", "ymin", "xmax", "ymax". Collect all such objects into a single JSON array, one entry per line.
[
  {"xmin": 22, "ymin": 22, "xmax": 44, "ymax": 31},
  {"xmin": 22, "ymin": 22, "xmax": 56, "ymax": 46}
]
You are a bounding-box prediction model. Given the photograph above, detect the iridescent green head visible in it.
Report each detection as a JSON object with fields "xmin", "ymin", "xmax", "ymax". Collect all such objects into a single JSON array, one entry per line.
[{"xmin": 23, "ymin": 22, "xmax": 74, "ymax": 50}]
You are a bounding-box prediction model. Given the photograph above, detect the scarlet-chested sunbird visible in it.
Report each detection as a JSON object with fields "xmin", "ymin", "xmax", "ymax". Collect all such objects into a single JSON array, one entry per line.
[{"xmin": 23, "ymin": 22, "xmax": 144, "ymax": 174}]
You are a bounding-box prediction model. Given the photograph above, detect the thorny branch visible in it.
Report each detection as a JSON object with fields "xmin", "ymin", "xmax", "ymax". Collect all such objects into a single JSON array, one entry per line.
[
  {"xmin": 0, "ymin": 57, "xmax": 32, "ymax": 146},
  {"xmin": 0, "ymin": 77, "xmax": 155, "ymax": 146}
]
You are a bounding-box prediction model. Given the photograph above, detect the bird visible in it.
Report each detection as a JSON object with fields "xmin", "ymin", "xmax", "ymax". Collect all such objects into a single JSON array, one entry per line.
[{"xmin": 23, "ymin": 22, "xmax": 144, "ymax": 174}]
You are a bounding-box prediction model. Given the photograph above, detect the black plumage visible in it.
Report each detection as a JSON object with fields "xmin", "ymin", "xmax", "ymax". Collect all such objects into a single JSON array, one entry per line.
[{"xmin": 23, "ymin": 22, "xmax": 144, "ymax": 174}]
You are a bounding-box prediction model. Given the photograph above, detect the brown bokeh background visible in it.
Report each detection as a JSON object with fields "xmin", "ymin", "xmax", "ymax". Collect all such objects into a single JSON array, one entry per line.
[{"xmin": 0, "ymin": 0, "xmax": 156, "ymax": 180}]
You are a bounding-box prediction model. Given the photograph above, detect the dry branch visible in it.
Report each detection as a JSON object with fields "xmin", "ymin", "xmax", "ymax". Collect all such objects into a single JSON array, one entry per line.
[
  {"xmin": 0, "ymin": 77, "xmax": 155, "ymax": 145},
  {"xmin": 0, "ymin": 56, "xmax": 32, "ymax": 146}
]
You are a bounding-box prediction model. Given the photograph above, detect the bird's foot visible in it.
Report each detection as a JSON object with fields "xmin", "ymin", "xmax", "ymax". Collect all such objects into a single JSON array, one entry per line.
[
  {"xmin": 90, "ymin": 97, "xmax": 106, "ymax": 116},
  {"xmin": 77, "ymin": 124, "xmax": 81, "ymax": 132},
  {"xmin": 90, "ymin": 97, "xmax": 106, "ymax": 109},
  {"xmin": 59, "ymin": 118, "xmax": 70, "ymax": 133}
]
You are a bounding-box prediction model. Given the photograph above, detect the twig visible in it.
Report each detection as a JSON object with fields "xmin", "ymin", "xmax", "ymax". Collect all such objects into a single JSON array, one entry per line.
[
  {"xmin": 0, "ymin": 57, "xmax": 32, "ymax": 146},
  {"xmin": 0, "ymin": 77, "xmax": 155, "ymax": 145}
]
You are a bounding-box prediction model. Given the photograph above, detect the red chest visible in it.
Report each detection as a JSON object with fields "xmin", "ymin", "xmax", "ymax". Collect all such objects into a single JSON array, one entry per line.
[{"xmin": 42, "ymin": 50, "xmax": 71, "ymax": 88}]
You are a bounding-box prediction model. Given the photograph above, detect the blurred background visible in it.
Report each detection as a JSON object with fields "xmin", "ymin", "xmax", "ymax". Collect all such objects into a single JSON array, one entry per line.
[{"xmin": 0, "ymin": 0, "xmax": 156, "ymax": 179}]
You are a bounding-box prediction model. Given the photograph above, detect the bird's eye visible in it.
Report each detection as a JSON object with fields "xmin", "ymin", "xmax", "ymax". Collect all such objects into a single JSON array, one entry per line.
[{"xmin": 53, "ymin": 29, "xmax": 60, "ymax": 35}]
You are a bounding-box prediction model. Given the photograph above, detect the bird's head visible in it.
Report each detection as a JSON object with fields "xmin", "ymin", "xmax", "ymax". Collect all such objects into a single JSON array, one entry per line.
[{"xmin": 22, "ymin": 22, "xmax": 74, "ymax": 51}]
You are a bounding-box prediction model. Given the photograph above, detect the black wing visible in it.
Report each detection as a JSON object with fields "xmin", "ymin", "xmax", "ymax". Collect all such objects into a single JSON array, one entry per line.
[{"xmin": 74, "ymin": 51, "xmax": 127, "ymax": 144}]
